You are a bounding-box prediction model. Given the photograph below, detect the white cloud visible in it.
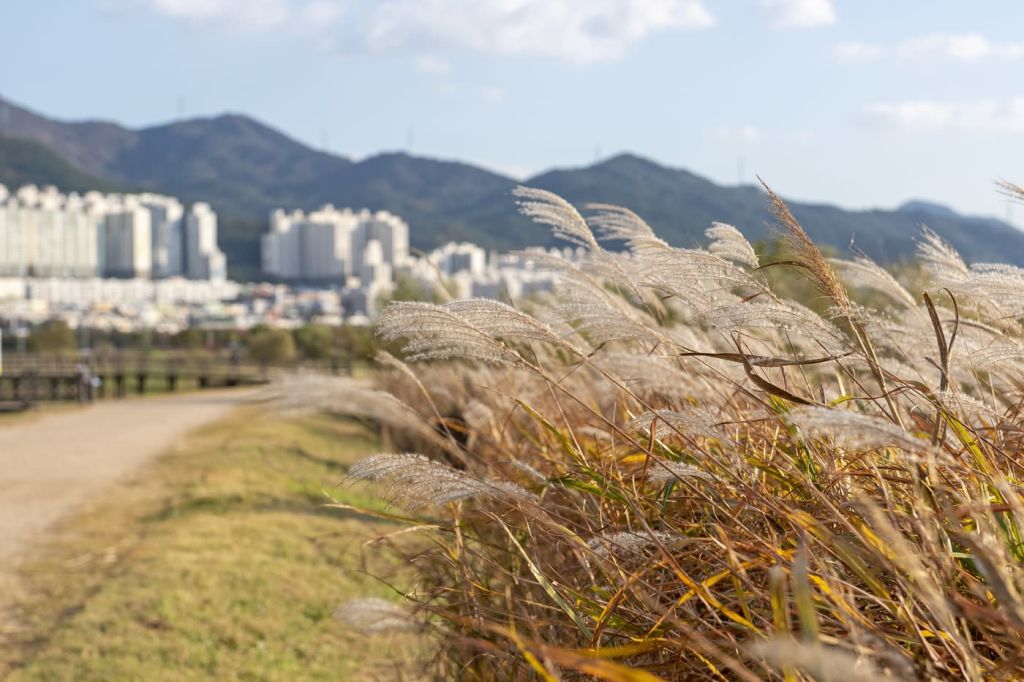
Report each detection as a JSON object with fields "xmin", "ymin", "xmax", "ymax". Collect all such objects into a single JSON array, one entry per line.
[
  {"xmin": 758, "ymin": 0, "xmax": 836, "ymax": 29},
  {"xmin": 132, "ymin": 0, "xmax": 292, "ymax": 31},
  {"xmin": 480, "ymin": 86, "xmax": 507, "ymax": 105},
  {"xmin": 834, "ymin": 42, "xmax": 883, "ymax": 62},
  {"xmin": 413, "ymin": 54, "xmax": 453, "ymax": 76},
  {"xmin": 361, "ymin": 0, "xmax": 715, "ymax": 63},
  {"xmin": 712, "ymin": 125, "xmax": 760, "ymax": 142},
  {"xmin": 294, "ymin": 1, "xmax": 343, "ymax": 31},
  {"xmin": 837, "ymin": 33, "xmax": 1024, "ymax": 63},
  {"xmin": 115, "ymin": 0, "xmax": 339, "ymax": 35},
  {"xmin": 120, "ymin": 0, "xmax": 714, "ymax": 63},
  {"xmin": 481, "ymin": 161, "xmax": 532, "ymax": 180},
  {"xmin": 790, "ymin": 129, "xmax": 815, "ymax": 145},
  {"xmin": 863, "ymin": 98, "xmax": 1024, "ymax": 133}
]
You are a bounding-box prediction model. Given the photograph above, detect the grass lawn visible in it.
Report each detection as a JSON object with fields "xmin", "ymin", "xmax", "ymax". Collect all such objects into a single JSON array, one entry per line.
[{"xmin": 0, "ymin": 408, "xmax": 429, "ymax": 681}]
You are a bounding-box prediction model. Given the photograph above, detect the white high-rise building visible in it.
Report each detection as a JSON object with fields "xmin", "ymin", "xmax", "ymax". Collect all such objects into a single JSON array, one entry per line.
[
  {"xmin": 434, "ymin": 242, "xmax": 487, "ymax": 277},
  {"xmin": 141, "ymin": 193, "xmax": 185, "ymax": 278},
  {"xmin": 0, "ymin": 185, "xmax": 103, "ymax": 278},
  {"xmin": 103, "ymin": 196, "xmax": 153, "ymax": 278},
  {"xmin": 262, "ymin": 209, "xmax": 303, "ymax": 279},
  {"xmin": 185, "ymin": 202, "xmax": 226, "ymax": 281},
  {"xmin": 0, "ymin": 183, "xmax": 227, "ymax": 281},
  {"xmin": 261, "ymin": 205, "xmax": 409, "ymax": 283}
]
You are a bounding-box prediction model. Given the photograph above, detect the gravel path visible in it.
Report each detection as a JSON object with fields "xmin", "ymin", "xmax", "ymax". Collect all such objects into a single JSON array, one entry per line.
[{"xmin": 0, "ymin": 389, "xmax": 261, "ymax": 563}]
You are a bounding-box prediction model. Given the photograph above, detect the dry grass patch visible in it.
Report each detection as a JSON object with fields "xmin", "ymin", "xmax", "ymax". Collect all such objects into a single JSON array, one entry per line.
[{"xmin": 1, "ymin": 408, "xmax": 428, "ymax": 681}]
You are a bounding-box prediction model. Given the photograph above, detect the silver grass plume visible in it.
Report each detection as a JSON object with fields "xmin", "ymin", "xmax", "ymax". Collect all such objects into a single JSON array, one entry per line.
[
  {"xmin": 377, "ymin": 299, "xmax": 576, "ymax": 365},
  {"xmin": 348, "ymin": 453, "xmax": 539, "ymax": 510},
  {"xmin": 831, "ymin": 256, "xmax": 917, "ymax": 309},
  {"xmin": 748, "ymin": 640, "xmax": 892, "ymax": 682},
  {"xmin": 829, "ymin": 301, "xmax": 889, "ymax": 330},
  {"xmin": 644, "ymin": 460, "xmax": 716, "ymax": 484},
  {"xmin": 706, "ymin": 222, "xmax": 760, "ymax": 270},
  {"xmin": 334, "ymin": 597, "xmax": 419, "ymax": 634},
  {"xmin": 586, "ymin": 529, "xmax": 684, "ymax": 558},
  {"xmin": 565, "ymin": 249, "xmax": 651, "ymax": 306},
  {"xmin": 966, "ymin": 340, "xmax": 1024, "ymax": 370},
  {"xmin": 998, "ymin": 179, "xmax": 1024, "ymax": 203},
  {"xmin": 597, "ymin": 351, "xmax": 693, "ymax": 396},
  {"xmin": 513, "ymin": 186, "xmax": 600, "ymax": 251},
  {"xmin": 627, "ymin": 409, "xmax": 727, "ymax": 442},
  {"xmin": 555, "ymin": 281, "xmax": 667, "ymax": 346},
  {"xmin": 272, "ymin": 376, "xmax": 456, "ymax": 454},
  {"xmin": 960, "ymin": 263, "xmax": 1024, "ymax": 317},
  {"xmin": 377, "ymin": 301, "xmax": 520, "ymax": 365},
  {"xmin": 856, "ymin": 308, "xmax": 934, "ymax": 355},
  {"xmin": 640, "ymin": 247, "xmax": 763, "ymax": 295},
  {"xmin": 518, "ymin": 248, "xmax": 665, "ymax": 345},
  {"xmin": 918, "ymin": 227, "xmax": 969, "ymax": 285},
  {"xmin": 585, "ymin": 203, "xmax": 669, "ymax": 254},
  {"xmin": 445, "ymin": 299, "xmax": 574, "ymax": 347},
  {"xmin": 509, "ymin": 247, "xmax": 583, "ymax": 274},
  {"xmin": 702, "ymin": 299, "xmax": 850, "ymax": 353},
  {"xmin": 509, "ymin": 459, "xmax": 548, "ymax": 485},
  {"xmin": 787, "ymin": 406, "xmax": 936, "ymax": 456},
  {"xmin": 934, "ymin": 390, "xmax": 1003, "ymax": 422}
]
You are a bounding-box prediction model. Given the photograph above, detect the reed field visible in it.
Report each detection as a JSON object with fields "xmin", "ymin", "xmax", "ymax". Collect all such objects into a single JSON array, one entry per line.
[{"xmin": 311, "ymin": 182, "xmax": 1024, "ymax": 680}]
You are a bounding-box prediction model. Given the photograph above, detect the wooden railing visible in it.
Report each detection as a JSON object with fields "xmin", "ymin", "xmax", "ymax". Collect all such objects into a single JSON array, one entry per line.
[{"xmin": 0, "ymin": 351, "xmax": 349, "ymax": 405}]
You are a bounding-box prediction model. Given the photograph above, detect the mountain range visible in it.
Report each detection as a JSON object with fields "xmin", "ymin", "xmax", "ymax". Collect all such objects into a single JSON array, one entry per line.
[{"xmin": 1, "ymin": 94, "xmax": 1022, "ymax": 281}]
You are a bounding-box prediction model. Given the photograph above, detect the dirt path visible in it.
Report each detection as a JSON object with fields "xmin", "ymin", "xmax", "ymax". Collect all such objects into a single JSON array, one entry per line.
[{"xmin": 0, "ymin": 389, "xmax": 262, "ymax": 563}]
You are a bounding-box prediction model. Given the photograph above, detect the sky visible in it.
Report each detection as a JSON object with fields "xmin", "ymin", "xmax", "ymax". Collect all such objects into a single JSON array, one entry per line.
[{"xmin": 1, "ymin": 0, "xmax": 1023, "ymax": 224}]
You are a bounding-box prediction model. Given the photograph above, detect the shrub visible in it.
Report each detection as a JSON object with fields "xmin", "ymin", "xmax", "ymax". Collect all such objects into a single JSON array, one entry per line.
[
  {"xmin": 28, "ymin": 320, "xmax": 75, "ymax": 353},
  {"xmin": 315, "ymin": 183, "xmax": 1024, "ymax": 680},
  {"xmin": 171, "ymin": 327, "xmax": 205, "ymax": 350},
  {"xmin": 246, "ymin": 327, "xmax": 295, "ymax": 366},
  {"xmin": 293, "ymin": 324, "xmax": 335, "ymax": 361}
]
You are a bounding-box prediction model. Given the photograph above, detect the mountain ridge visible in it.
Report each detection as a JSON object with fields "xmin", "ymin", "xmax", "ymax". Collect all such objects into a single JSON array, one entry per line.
[{"xmin": 1, "ymin": 94, "xmax": 1022, "ymax": 279}]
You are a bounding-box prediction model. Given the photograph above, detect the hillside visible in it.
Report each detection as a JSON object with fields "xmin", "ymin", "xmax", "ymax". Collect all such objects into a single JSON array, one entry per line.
[
  {"xmin": 0, "ymin": 135, "xmax": 120, "ymax": 194},
  {"xmin": 2, "ymin": 94, "xmax": 1023, "ymax": 277},
  {"xmin": 510, "ymin": 154, "xmax": 1024, "ymax": 265}
]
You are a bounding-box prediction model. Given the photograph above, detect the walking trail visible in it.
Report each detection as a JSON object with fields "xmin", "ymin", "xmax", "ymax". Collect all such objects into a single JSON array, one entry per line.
[{"xmin": 0, "ymin": 389, "xmax": 261, "ymax": 564}]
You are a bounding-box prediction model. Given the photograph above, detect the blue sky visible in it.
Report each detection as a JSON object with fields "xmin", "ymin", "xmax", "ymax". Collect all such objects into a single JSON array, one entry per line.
[{"xmin": 2, "ymin": 0, "xmax": 1023, "ymax": 224}]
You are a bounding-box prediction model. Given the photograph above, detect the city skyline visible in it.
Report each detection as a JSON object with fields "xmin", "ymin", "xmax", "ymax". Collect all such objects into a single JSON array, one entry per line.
[
  {"xmin": 0, "ymin": 183, "xmax": 226, "ymax": 281},
  {"xmin": 2, "ymin": 1, "xmax": 1023, "ymax": 224}
]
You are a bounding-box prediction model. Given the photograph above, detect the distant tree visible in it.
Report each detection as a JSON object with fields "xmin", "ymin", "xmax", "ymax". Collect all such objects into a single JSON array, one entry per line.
[
  {"xmin": 293, "ymin": 324, "xmax": 334, "ymax": 360},
  {"xmin": 28, "ymin": 320, "xmax": 75, "ymax": 353},
  {"xmin": 171, "ymin": 328, "xmax": 205, "ymax": 350},
  {"xmin": 245, "ymin": 328, "xmax": 295, "ymax": 366},
  {"xmin": 337, "ymin": 324, "xmax": 379, "ymax": 362}
]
